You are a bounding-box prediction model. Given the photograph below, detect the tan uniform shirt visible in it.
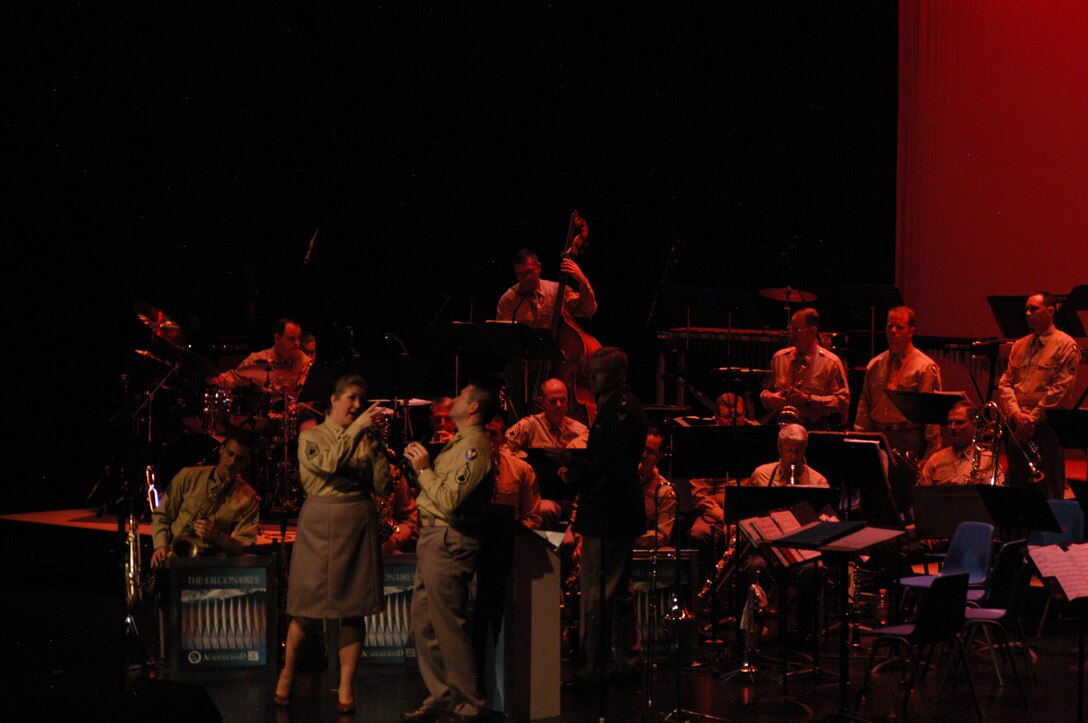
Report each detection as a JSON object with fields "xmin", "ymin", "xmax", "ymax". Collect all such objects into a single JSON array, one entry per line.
[
  {"xmin": 491, "ymin": 451, "xmax": 543, "ymax": 530},
  {"xmin": 749, "ymin": 462, "xmax": 829, "ymax": 487},
  {"xmin": 496, "ymin": 278, "xmax": 597, "ymax": 327},
  {"xmin": 416, "ymin": 424, "xmax": 494, "ymax": 524},
  {"xmin": 151, "ymin": 466, "xmax": 260, "ymax": 552},
  {"xmin": 298, "ymin": 416, "xmax": 392, "ymax": 498},
  {"xmin": 997, "ymin": 327, "xmax": 1080, "ymax": 424},
  {"xmin": 636, "ymin": 470, "xmax": 677, "ymax": 548},
  {"xmin": 854, "ymin": 347, "xmax": 943, "ymax": 455},
  {"xmin": 761, "ymin": 345, "xmax": 850, "ymax": 423},
  {"xmin": 504, "ymin": 412, "xmax": 589, "ymax": 452},
  {"xmin": 920, "ymin": 446, "xmax": 1003, "ymax": 486},
  {"xmin": 211, "ymin": 346, "xmax": 313, "ymax": 393},
  {"xmin": 690, "ymin": 477, "xmax": 728, "ymax": 525}
]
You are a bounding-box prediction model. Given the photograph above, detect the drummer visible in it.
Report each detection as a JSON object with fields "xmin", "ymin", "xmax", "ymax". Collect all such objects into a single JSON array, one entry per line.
[{"xmin": 209, "ymin": 317, "xmax": 313, "ymax": 396}]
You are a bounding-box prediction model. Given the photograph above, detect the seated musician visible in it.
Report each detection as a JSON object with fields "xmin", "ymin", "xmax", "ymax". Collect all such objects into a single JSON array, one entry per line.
[
  {"xmin": 503, "ymin": 378, "xmax": 587, "ymax": 529},
  {"xmin": 687, "ymin": 394, "xmax": 753, "ymax": 584},
  {"xmin": 486, "ymin": 414, "xmax": 544, "ymax": 530},
  {"xmin": 375, "ymin": 464, "xmax": 420, "ymax": 554},
  {"xmin": 635, "ymin": 428, "xmax": 677, "ymax": 549},
  {"xmin": 208, "ymin": 317, "xmax": 313, "ymax": 395},
  {"xmin": 743, "ymin": 424, "xmax": 828, "ymax": 645},
  {"xmin": 760, "ymin": 308, "xmax": 849, "ymax": 429},
  {"xmin": 150, "ymin": 430, "xmax": 261, "ymax": 566},
  {"xmin": 749, "ymin": 423, "xmax": 829, "ymax": 487},
  {"xmin": 919, "ymin": 400, "xmax": 1004, "ymax": 486}
]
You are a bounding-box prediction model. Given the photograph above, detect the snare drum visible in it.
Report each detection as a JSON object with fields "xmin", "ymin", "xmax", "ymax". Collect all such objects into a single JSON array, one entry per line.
[{"xmin": 201, "ymin": 387, "xmax": 234, "ymax": 434}]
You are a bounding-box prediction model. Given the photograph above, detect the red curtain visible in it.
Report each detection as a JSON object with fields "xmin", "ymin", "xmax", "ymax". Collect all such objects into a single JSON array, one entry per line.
[{"xmin": 897, "ymin": 0, "xmax": 1088, "ymax": 337}]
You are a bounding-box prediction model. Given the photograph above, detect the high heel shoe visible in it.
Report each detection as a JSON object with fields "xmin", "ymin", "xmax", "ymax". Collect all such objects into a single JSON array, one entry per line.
[
  {"xmin": 273, "ymin": 693, "xmax": 291, "ymax": 707},
  {"xmin": 337, "ymin": 699, "xmax": 356, "ymax": 714}
]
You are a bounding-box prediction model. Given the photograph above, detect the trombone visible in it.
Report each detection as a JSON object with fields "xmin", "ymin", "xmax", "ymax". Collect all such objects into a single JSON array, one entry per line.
[{"xmin": 970, "ymin": 402, "xmax": 1044, "ymax": 485}]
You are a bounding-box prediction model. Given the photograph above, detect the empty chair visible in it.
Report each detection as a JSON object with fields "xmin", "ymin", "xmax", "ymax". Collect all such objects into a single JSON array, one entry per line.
[
  {"xmin": 856, "ymin": 572, "xmax": 980, "ymax": 720},
  {"xmin": 899, "ymin": 521, "xmax": 994, "ymax": 605}
]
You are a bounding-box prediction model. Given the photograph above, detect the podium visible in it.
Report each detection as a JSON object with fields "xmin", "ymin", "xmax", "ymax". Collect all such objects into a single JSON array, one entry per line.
[{"xmin": 481, "ymin": 528, "xmax": 561, "ymax": 722}]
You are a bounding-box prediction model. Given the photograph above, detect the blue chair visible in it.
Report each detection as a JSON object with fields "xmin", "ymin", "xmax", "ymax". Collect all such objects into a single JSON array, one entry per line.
[
  {"xmin": 857, "ymin": 572, "xmax": 980, "ymax": 720},
  {"xmin": 899, "ymin": 521, "xmax": 994, "ymax": 603}
]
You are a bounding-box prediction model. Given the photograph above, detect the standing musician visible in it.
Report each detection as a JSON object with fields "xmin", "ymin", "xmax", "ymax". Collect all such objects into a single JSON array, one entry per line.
[
  {"xmin": 997, "ymin": 291, "xmax": 1080, "ymax": 498},
  {"xmin": 760, "ymin": 308, "xmax": 850, "ymax": 429},
  {"xmin": 150, "ymin": 430, "xmax": 261, "ymax": 566},
  {"xmin": 558, "ymin": 346, "xmax": 647, "ymax": 687},
  {"xmin": 400, "ymin": 383, "xmax": 499, "ymax": 723},
  {"xmin": 275, "ymin": 374, "xmax": 390, "ymax": 713},
  {"xmin": 495, "ymin": 246, "xmax": 597, "ymax": 329},
  {"xmin": 920, "ymin": 400, "xmax": 1004, "ymax": 486},
  {"xmin": 209, "ymin": 317, "xmax": 313, "ymax": 395},
  {"xmin": 854, "ymin": 306, "xmax": 942, "ymax": 510}
]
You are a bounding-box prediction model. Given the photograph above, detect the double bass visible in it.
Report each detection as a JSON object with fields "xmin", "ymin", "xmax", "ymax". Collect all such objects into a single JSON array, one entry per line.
[{"xmin": 534, "ymin": 210, "xmax": 602, "ymax": 424}]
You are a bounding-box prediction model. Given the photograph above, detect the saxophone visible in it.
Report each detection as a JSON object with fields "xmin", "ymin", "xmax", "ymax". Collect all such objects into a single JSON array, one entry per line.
[
  {"xmin": 698, "ymin": 529, "xmax": 742, "ymax": 602},
  {"xmin": 170, "ymin": 476, "xmax": 234, "ymax": 558}
]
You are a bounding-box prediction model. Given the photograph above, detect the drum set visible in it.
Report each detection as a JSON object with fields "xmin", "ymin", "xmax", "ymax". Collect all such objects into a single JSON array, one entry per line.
[{"xmin": 131, "ymin": 302, "xmax": 320, "ymax": 514}]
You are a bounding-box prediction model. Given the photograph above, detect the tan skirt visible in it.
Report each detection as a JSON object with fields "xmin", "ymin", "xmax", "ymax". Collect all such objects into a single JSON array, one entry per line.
[{"xmin": 286, "ymin": 493, "xmax": 384, "ymax": 619}]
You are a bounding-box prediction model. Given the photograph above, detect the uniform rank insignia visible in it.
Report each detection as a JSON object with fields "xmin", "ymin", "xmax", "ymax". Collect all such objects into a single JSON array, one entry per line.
[
  {"xmin": 456, "ymin": 464, "xmax": 471, "ymax": 484},
  {"xmin": 465, "ymin": 448, "xmax": 479, "ymax": 461},
  {"xmin": 305, "ymin": 441, "xmax": 320, "ymax": 460}
]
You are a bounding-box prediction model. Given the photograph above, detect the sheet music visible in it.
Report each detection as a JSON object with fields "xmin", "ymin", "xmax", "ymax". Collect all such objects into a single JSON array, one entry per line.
[
  {"xmin": 766, "ymin": 510, "xmax": 820, "ymax": 562},
  {"xmin": 1029, "ymin": 543, "xmax": 1088, "ymax": 601}
]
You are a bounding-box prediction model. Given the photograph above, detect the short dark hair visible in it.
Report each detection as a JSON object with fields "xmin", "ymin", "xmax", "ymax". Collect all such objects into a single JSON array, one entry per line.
[
  {"xmin": 1030, "ymin": 291, "xmax": 1057, "ymax": 309},
  {"xmin": 948, "ymin": 399, "xmax": 975, "ymax": 419},
  {"xmin": 332, "ymin": 374, "xmax": 367, "ymax": 398},
  {"xmin": 795, "ymin": 308, "xmax": 820, "ymax": 329},
  {"xmin": 224, "ymin": 429, "xmax": 257, "ymax": 450},
  {"xmin": 888, "ymin": 305, "xmax": 916, "ymax": 327},
  {"xmin": 274, "ymin": 317, "xmax": 299, "ymax": 335},
  {"xmin": 511, "ymin": 249, "xmax": 539, "ymax": 266},
  {"xmin": 591, "ymin": 346, "xmax": 628, "ymax": 378},
  {"xmin": 467, "ymin": 382, "xmax": 500, "ymax": 423},
  {"xmin": 301, "ymin": 331, "xmax": 315, "ymax": 345}
]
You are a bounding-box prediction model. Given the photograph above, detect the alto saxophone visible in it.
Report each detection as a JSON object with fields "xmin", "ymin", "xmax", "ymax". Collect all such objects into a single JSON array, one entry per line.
[{"xmin": 170, "ymin": 476, "xmax": 234, "ymax": 558}]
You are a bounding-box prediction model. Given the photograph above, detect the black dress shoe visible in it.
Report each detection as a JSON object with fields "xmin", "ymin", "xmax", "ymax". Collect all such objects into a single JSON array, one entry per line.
[{"xmin": 401, "ymin": 704, "xmax": 448, "ymax": 721}]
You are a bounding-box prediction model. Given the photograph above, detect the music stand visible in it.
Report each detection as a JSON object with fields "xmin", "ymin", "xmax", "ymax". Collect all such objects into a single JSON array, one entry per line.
[
  {"xmin": 522, "ymin": 448, "xmax": 588, "ymax": 502},
  {"xmin": 987, "ymin": 295, "xmax": 1031, "ymax": 339},
  {"xmin": 1054, "ymin": 283, "xmax": 1088, "ymax": 338},
  {"xmin": 1069, "ymin": 480, "xmax": 1088, "ymax": 519},
  {"xmin": 669, "ymin": 425, "xmax": 778, "ymax": 480},
  {"xmin": 911, "ymin": 486, "xmax": 994, "ymax": 540},
  {"xmin": 1046, "ymin": 409, "xmax": 1088, "ymax": 453},
  {"xmin": 884, "ymin": 390, "xmax": 968, "ymax": 426},
  {"xmin": 975, "ymin": 485, "xmax": 1061, "ymax": 540},
  {"xmin": 807, "ymin": 432, "xmax": 902, "ymax": 528}
]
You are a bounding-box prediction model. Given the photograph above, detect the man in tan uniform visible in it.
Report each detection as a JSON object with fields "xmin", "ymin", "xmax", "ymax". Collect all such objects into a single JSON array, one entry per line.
[
  {"xmin": 920, "ymin": 401, "xmax": 1003, "ymax": 486},
  {"xmin": 150, "ymin": 430, "xmax": 260, "ymax": 566},
  {"xmin": 997, "ymin": 291, "xmax": 1080, "ymax": 498},
  {"xmin": 401, "ymin": 383, "xmax": 499, "ymax": 723},
  {"xmin": 854, "ymin": 306, "xmax": 942, "ymax": 510},
  {"xmin": 760, "ymin": 308, "xmax": 849, "ymax": 428}
]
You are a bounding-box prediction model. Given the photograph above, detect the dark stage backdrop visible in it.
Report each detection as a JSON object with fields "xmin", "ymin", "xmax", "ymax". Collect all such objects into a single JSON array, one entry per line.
[
  {"xmin": 897, "ymin": 0, "xmax": 1088, "ymax": 337},
  {"xmin": 15, "ymin": 3, "xmax": 898, "ymax": 512}
]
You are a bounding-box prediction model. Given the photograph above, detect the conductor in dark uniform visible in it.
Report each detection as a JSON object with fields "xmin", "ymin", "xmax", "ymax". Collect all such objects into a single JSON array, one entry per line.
[{"xmin": 561, "ymin": 346, "xmax": 647, "ymax": 686}]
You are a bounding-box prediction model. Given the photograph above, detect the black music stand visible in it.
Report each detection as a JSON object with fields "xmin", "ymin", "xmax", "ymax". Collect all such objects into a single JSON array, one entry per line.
[
  {"xmin": 975, "ymin": 485, "xmax": 1061, "ymax": 540},
  {"xmin": 669, "ymin": 425, "xmax": 778, "ymax": 480},
  {"xmin": 884, "ymin": 390, "xmax": 968, "ymax": 426},
  {"xmin": 778, "ymin": 523, "xmax": 906, "ymax": 721},
  {"xmin": 1047, "ymin": 409, "xmax": 1088, "ymax": 454},
  {"xmin": 807, "ymin": 432, "xmax": 902, "ymax": 528},
  {"xmin": 1069, "ymin": 480, "xmax": 1088, "ymax": 519},
  {"xmin": 911, "ymin": 486, "xmax": 993, "ymax": 540},
  {"xmin": 987, "ymin": 295, "xmax": 1031, "ymax": 339}
]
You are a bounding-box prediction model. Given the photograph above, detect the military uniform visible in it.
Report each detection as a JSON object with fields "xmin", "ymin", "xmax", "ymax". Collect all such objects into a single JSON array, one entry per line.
[
  {"xmin": 997, "ymin": 326, "xmax": 1080, "ymax": 498},
  {"xmin": 569, "ymin": 386, "xmax": 647, "ymax": 681},
  {"xmin": 635, "ymin": 469, "xmax": 676, "ymax": 549},
  {"xmin": 920, "ymin": 446, "xmax": 1003, "ymax": 486},
  {"xmin": 210, "ymin": 346, "xmax": 313, "ymax": 393},
  {"xmin": 151, "ymin": 466, "xmax": 260, "ymax": 554},
  {"xmin": 289, "ymin": 416, "xmax": 391, "ymax": 619},
  {"xmin": 412, "ymin": 424, "xmax": 494, "ymax": 719},
  {"xmin": 504, "ymin": 412, "xmax": 589, "ymax": 453},
  {"xmin": 760, "ymin": 345, "xmax": 850, "ymax": 427},
  {"xmin": 749, "ymin": 461, "xmax": 829, "ymax": 487}
]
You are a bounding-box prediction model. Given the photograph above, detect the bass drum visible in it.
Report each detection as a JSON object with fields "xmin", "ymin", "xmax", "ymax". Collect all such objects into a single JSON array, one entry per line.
[{"xmin": 155, "ymin": 432, "xmax": 222, "ymax": 497}]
